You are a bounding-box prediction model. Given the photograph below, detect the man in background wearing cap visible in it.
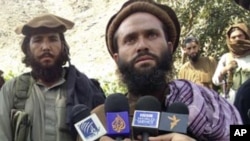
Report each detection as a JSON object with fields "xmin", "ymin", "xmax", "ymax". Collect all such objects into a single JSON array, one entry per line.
[
  {"xmin": 91, "ymin": 0, "xmax": 242, "ymax": 141},
  {"xmin": 0, "ymin": 14, "xmax": 105, "ymax": 141},
  {"xmin": 212, "ymin": 22, "xmax": 250, "ymax": 104}
]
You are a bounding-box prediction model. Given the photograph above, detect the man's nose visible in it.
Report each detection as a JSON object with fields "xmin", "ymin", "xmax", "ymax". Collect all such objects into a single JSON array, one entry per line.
[
  {"xmin": 235, "ymin": 36, "xmax": 241, "ymax": 40},
  {"xmin": 41, "ymin": 40, "xmax": 51, "ymax": 50},
  {"xmin": 190, "ymin": 48, "xmax": 196, "ymax": 53},
  {"xmin": 136, "ymin": 37, "xmax": 149, "ymax": 52}
]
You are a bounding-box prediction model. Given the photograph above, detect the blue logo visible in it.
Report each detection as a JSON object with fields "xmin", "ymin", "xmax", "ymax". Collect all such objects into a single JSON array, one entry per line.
[
  {"xmin": 78, "ymin": 118, "xmax": 101, "ymax": 139},
  {"xmin": 133, "ymin": 110, "xmax": 160, "ymax": 128}
]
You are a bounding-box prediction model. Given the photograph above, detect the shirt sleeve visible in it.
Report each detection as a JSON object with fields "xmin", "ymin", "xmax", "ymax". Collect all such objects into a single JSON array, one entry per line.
[
  {"xmin": 0, "ymin": 79, "xmax": 15, "ymax": 141},
  {"xmin": 167, "ymin": 79, "xmax": 242, "ymax": 141},
  {"xmin": 212, "ymin": 53, "xmax": 227, "ymax": 86}
]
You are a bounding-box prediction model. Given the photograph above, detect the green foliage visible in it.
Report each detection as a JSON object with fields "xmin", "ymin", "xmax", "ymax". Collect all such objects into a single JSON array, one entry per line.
[
  {"xmin": 3, "ymin": 70, "xmax": 17, "ymax": 81},
  {"xmin": 94, "ymin": 72, "xmax": 127, "ymax": 96},
  {"xmin": 100, "ymin": 79, "xmax": 127, "ymax": 96}
]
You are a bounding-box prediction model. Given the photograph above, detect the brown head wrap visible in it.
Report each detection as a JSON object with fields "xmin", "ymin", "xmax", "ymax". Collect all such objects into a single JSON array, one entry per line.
[
  {"xmin": 226, "ymin": 23, "xmax": 250, "ymax": 57},
  {"xmin": 105, "ymin": 0, "xmax": 180, "ymax": 56},
  {"xmin": 15, "ymin": 14, "xmax": 74, "ymax": 36}
]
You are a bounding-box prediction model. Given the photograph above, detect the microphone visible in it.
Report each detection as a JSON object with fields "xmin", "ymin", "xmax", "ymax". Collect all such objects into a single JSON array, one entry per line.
[
  {"xmin": 69, "ymin": 104, "xmax": 91, "ymax": 139},
  {"xmin": 158, "ymin": 102, "xmax": 189, "ymax": 134},
  {"xmin": 104, "ymin": 93, "xmax": 130, "ymax": 140},
  {"xmin": 132, "ymin": 95, "xmax": 161, "ymax": 141},
  {"xmin": 72, "ymin": 104, "xmax": 107, "ymax": 141}
]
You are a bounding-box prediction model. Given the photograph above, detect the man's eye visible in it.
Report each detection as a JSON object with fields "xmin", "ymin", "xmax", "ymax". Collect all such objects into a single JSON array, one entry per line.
[
  {"xmin": 49, "ymin": 37, "xmax": 59, "ymax": 42},
  {"xmin": 32, "ymin": 39, "xmax": 42, "ymax": 43},
  {"xmin": 124, "ymin": 38, "xmax": 135, "ymax": 45},
  {"xmin": 148, "ymin": 32, "xmax": 158, "ymax": 39}
]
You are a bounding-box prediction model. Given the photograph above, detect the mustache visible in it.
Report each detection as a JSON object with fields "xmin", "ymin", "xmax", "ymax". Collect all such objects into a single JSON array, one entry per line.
[
  {"xmin": 132, "ymin": 52, "xmax": 158, "ymax": 63},
  {"xmin": 38, "ymin": 52, "xmax": 54, "ymax": 59}
]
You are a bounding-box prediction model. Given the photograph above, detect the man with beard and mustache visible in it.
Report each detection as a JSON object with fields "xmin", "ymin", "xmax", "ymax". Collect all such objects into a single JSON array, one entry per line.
[
  {"xmin": 90, "ymin": 0, "xmax": 242, "ymax": 141},
  {"xmin": 178, "ymin": 36, "xmax": 217, "ymax": 91},
  {"xmin": 0, "ymin": 14, "xmax": 106, "ymax": 141},
  {"xmin": 212, "ymin": 23, "xmax": 250, "ymax": 104}
]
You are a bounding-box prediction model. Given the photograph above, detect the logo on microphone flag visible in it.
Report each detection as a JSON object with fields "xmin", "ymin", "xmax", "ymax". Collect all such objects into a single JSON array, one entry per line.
[
  {"xmin": 75, "ymin": 113, "xmax": 107, "ymax": 141},
  {"xmin": 106, "ymin": 111, "xmax": 130, "ymax": 135},
  {"xmin": 132, "ymin": 110, "xmax": 160, "ymax": 128},
  {"xmin": 158, "ymin": 112, "xmax": 188, "ymax": 133}
]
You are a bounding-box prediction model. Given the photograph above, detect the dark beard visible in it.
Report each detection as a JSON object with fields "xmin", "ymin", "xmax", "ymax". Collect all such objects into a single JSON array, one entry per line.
[
  {"xmin": 117, "ymin": 50, "xmax": 173, "ymax": 96},
  {"xmin": 188, "ymin": 51, "xmax": 200, "ymax": 62},
  {"xmin": 29, "ymin": 53, "xmax": 65, "ymax": 83}
]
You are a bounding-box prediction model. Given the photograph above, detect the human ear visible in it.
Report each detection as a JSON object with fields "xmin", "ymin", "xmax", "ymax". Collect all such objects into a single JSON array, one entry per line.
[
  {"xmin": 112, "ymin": 53, "xmax": 119, "ymax": 64},
  {"xmin": 167, "ymin": 42, "xmax": 173, "ymax": 53}
]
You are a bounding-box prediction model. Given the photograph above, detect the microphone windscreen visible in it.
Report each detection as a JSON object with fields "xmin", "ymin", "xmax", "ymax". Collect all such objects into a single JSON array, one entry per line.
[
  {"xmin": 104, "ymin": 93, "xmax": 130, "ymax": 139},
  {"xmin": 132, "ymin": 96, "xmax": 161, "ymax": 139},
  {"xmin": 158, "ymin": 102, "xmax": 189, "ymax": 134},
  {"xmin": 135, "ymin": 95, "xmax": 161, "ymax": 111},
  {"xmin": 105, "ymin": 93, "xmax": 129, "ymax": 112},
  {"xmin": 71, "ymin": 104, "xmax": 91, "ymax": 124},
  {"xmin": 167, "ymin": 102, "xmax": 189, "ymax": 114},
  {"xmin": 69, "ymin": 104, "xmax": 91, "ymax": 140}
]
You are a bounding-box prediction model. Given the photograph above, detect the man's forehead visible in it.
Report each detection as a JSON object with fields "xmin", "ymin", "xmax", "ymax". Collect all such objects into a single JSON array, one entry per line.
[
  {"xmin": 31, "ymin": 32, "xmax": 60, "ymax": 38},
  {"xmin": 117, "ymin": 13, "xmax": 163, "ymax": 34},
  {"xmin": 122, "ymin": 12, "xmax": 162, "ymax": 27}
]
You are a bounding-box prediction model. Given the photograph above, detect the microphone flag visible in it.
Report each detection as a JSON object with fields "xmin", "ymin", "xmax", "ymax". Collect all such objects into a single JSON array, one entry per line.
[
  {"xmin": 74, "ymin": 113, "xmax": 107, "ymax": 141},
  {"xmin": 158, "ymin": 112, "xmax": 188, "ymax": 133},
  {"xmin": 132, "ymin": 110, "xmax": 160, "ymax": 129},
  {"xmin": 106, "ymin": 111, "xmax": 130, "ymax": 136}
]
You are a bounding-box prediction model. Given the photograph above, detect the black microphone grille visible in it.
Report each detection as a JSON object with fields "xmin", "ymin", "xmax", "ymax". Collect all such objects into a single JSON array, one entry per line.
[
  {"xmin": 167, "ymin": 102, "xmax": 189, "ymax": 115},
  {"xmin": 135, "ymin": 95, "xmax": 161, "ymax": 111},
  {"xmin": 104, "ymin": 93, "xmax": 129, "ymax": 113},
  {"xmin": 70, "ymin": 104, "xmax": 90, "ymax": 124}
]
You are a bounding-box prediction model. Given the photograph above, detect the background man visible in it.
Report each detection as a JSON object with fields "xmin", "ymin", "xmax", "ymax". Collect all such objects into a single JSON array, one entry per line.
[
  {"xmin": 212, "ymin": 22, "xmax": 250, "ymax": 103},
  {"xmin": 0, "ymin": 14, "xmax": 105, "ymax": 141},
  {"xmin": 178, "ymin": 36, "xmax": 217, "ymax": 90}
]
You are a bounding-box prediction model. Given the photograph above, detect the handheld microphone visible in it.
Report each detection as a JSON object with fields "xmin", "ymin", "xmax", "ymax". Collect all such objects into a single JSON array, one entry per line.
[
  {"xmin": 132, "ymin": 96, "xmax": 161, "ymax": 141},
  {"xmin": 72, "ymin": 105, "xmax": 107, "ymax": 141},
  {"xmin": 158, "ymin": 102, "xmax": 189, "ymax": 134},
  {"xmin": 104, "ymin": 93, "xmax": 130, "ymax": 141},
  {"xmin": 69, "ymin": 104, "xmax": 91, "ymax": 139}
]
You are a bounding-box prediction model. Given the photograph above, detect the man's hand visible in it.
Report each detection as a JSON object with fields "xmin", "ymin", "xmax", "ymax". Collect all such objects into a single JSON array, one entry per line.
[
  {"xmin": 148, "ymin": 133, "xmax": 196, "ymax": 141},
  {"xmin": 99, "ymin": 133, "xmax": 196, "ymax": 141},
  {"xmin": 99, "ymin": 136, "xmax": 132, "ymax": 141},
  {"xmin": 219, "ymin": 60, "xmax": 238, "ymax": 81},
  {"xmin": 226, "ymin": 60, "xmax": 238, "ymax": 72}
]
